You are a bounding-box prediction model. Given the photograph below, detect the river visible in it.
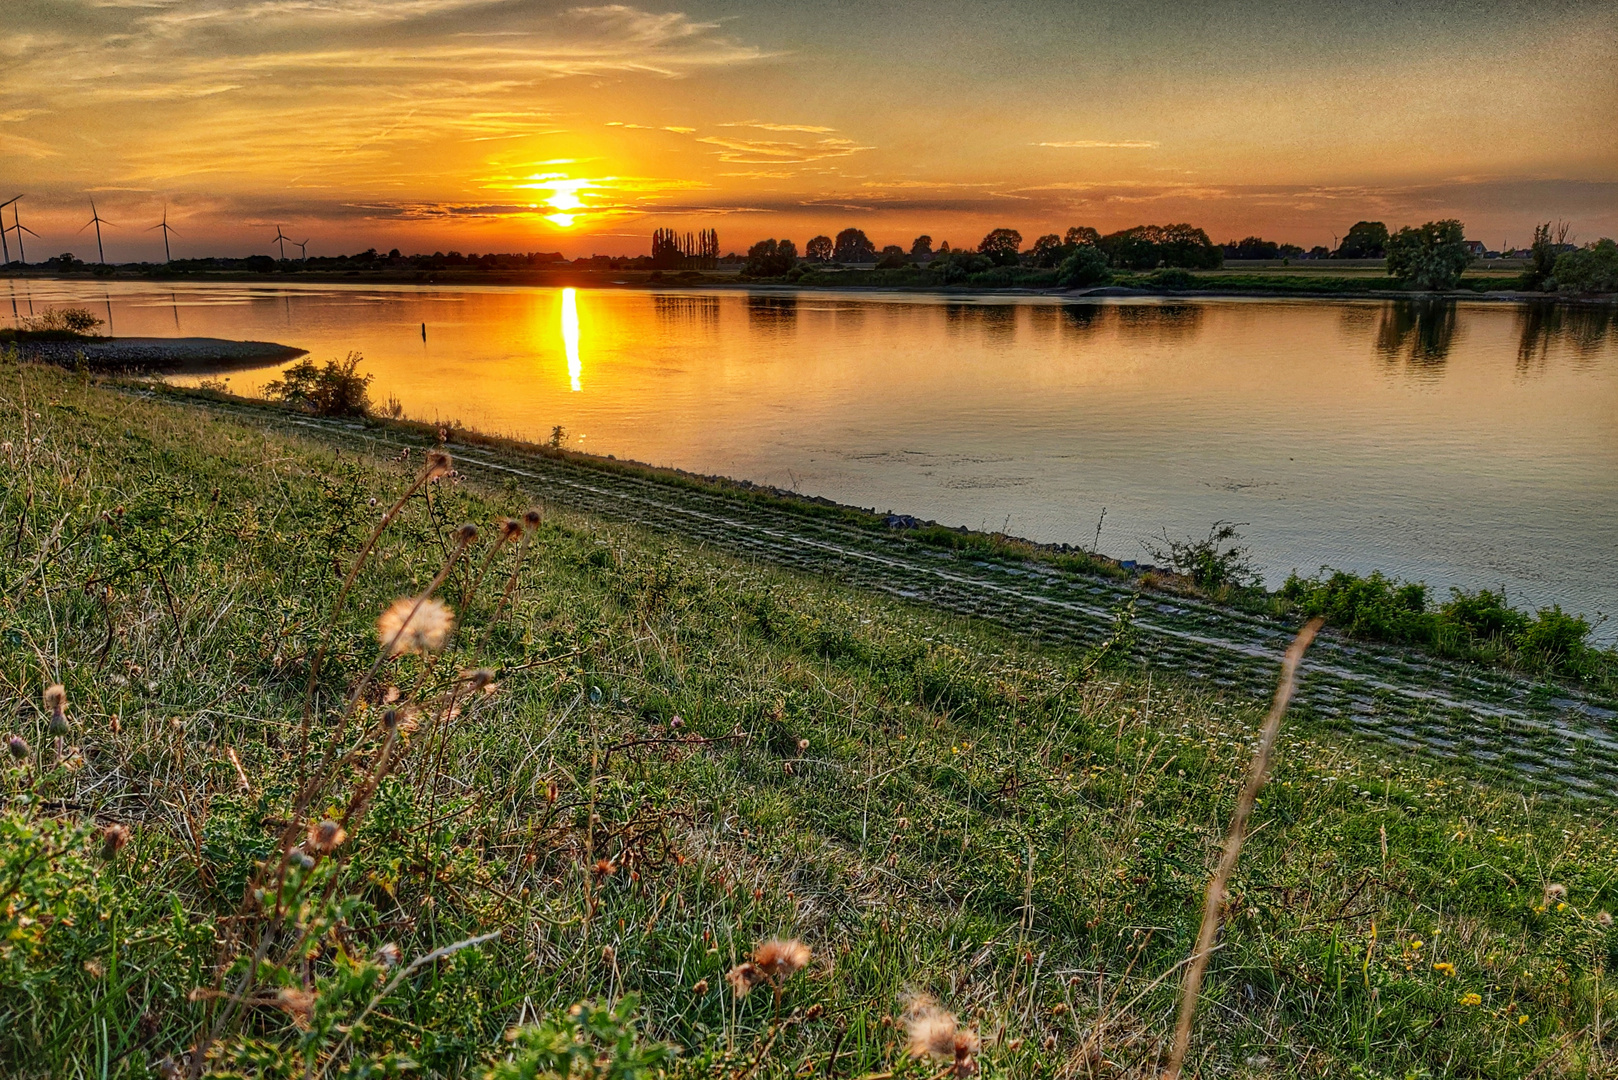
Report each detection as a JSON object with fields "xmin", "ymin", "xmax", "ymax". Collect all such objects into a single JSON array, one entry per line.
[{"xmin": 9, "ymin": 278, "xmax": 1617, "ymax": 641}]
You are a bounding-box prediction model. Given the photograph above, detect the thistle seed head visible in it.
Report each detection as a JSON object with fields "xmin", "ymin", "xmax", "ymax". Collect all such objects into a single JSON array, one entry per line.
[
  {"xmin": 500, "ymin": 518, "xmax": 523, "ymax": 541},
  {"xmin": 307, "ymin": 819, "xmax": 348, "ymax": 855},
  {"xmin": 424, "ymin": 449, "xmax": 452, "ymax": 480},
  {"xmin": 8, "ymin": 735, "xmax": 29, "ymax": 760},
  {"xmin": 522, "ymin": 508, "xmax": 542, "ymax": 529},
  {"xmin": 455, "ymin": 522, "xmax": 479, "ymax": 544},
  {"xmin": 100, "ymin": 823, "xmax": 131, "ymax": 859},
  {"xmin": 377, "ymin": 597, "xmax": 454, "ymax": 656},
  {"xmin": 752, "ymin": 938, "xmax": 811, "ymax": 981}
]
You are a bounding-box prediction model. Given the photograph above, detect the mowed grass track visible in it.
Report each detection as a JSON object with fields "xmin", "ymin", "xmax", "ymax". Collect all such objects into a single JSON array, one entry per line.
[{"xmin": 4, "ymin": 361, "xmax": 1618, "ymax": 1079}]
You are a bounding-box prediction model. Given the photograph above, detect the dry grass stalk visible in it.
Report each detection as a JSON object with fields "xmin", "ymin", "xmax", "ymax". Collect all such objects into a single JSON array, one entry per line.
[{"xmin": 1162, "ymin": 616, "xmax": 1323, "ymax": 1080}]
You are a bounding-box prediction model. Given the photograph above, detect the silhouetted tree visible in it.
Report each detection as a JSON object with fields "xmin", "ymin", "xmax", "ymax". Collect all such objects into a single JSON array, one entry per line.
[
  {"xmin": 1099, "ymin": 224, "xmax": 1221, "ymax": 270},
  {"xmin": 1526, "ymin": 221, "xmax": 1570, "ymax": 290},
  {"xmin": 745, "ymin": 238, "xmax": 798, "ymax": 277},
  {"xmin": 805, "ymin": 235, "xmax": 833, "ymax": 263},
  {"xmin": 1552, "ymin": 238, "xmax": 1618, "ymax": 294},
  {"xmin": 1224, "ymin": 236, "xmax": 1280, "ymax": 260},
  {"xmin": 910, "ymin": 235, "xmax": 934, "ymax": 260},
  {"xmin": 1385, "ymin": 220, "xmax": 1470, "ymax": 290},
  {"xmin": 833, "ymin": 228, "xmax": 876, "ymax": 263},
  {"xmin": 977, "ymin": 228, "xmax": 1023, "ymax": 266},
  {"xmin": 1336, "ymin": 220, "xmax": 1389, "ymax": 259},
  {"xmin": 1029, "ymin": 233, "xmax": 1064, "ymax": 268},
  {"xmin": 1064, "ymin": 226, "xmax": 1101, "ymax": 248},
  {"xmin": 1057, "ymin": 245, "xmax": 1112, "ymax": 287},
  {"xmin": 875, "ymin": 245, "xmax": 908, "ymax": 269}
]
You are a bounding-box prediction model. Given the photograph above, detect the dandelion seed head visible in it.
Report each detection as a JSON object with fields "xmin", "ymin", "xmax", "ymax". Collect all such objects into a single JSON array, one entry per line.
[
  {"xmin": 377, "ymin": 597, "xmax": 454, "ymax": 656},
  {"xmin": 1599, "ymin": 911, "xmax": 1613, "ymax": 928},
  {"xmin": 1546, "ymin": 883, "xmax": 1568, "ymax": 904},
  {"xmin": 796, "ymin": 738, "xmax": 809, "ymax": 752}
]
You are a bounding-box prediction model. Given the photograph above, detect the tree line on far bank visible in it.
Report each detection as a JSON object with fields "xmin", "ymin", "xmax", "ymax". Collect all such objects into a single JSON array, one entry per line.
[{"xmin": 741, "ymin": 219, "xmax": 1618, "ymax": 294}]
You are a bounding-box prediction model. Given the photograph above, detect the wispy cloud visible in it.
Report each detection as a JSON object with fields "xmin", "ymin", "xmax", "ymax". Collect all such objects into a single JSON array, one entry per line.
[
  {"xmin": 696, "ymin": 135, "xmax": 872, "ymax": 166},
  {"xmin": 1036, "ymin": 140, "xmax": 1161, "ymax": 149},
  {"xmin": 719, "ymin": 120, "xmax": 838, "ymax": 134}
]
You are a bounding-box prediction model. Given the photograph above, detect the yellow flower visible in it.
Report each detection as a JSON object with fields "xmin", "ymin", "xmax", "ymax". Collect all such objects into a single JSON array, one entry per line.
[
  {"xmin": 1517, "ymin": 1015, "xmax": 1529, "ymax": 1025},
  {"xmin": 1433, "ymin": 962, "xmax": 1456, "ymax": 977},
  {"xmin": 1411, "ymin": 940, "xmax": 1423, "ymax": 950},
  {"xmin": 1460, "ymin": 993, "xmax": 1482, "ymax": 1006}
]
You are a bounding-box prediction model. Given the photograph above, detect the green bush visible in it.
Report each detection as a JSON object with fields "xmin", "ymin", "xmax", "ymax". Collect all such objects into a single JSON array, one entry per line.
[
  {"xmin": 1386, "ymin": 220, "xmax": 1470, "ymax": 290},
  {"xmin": 1553, "ymin": 238, "xmax": 1618, "ymax": 294},
  {"xmin": 264, "ymin": 351, "xmax": 373, "ymax": 416},
  {"xmin": 1145, "ymin": 268, "xmax": 1195, "ymax": 289},
  {"xmin": 1057, "ymin": 245, "xmax": 1112, "ymax": 287},
  {"xmin": 17, "ymin": 307, "xmax": 103, "ymax": 336}
]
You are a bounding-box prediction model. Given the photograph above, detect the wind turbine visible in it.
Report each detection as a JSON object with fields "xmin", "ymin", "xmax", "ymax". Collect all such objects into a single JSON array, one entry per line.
[
  {"xmin": 149, "ymin": 208, "xmax": 179, "ymax": 263},
  {"xmin": 80, "ymin": 199, "xmax": 115, "ymax": 264},
  {"xmin": 0, "ymin": 196, "xmax": 15, "ymax": 264},
  {"xmin": 272, "ymin": 225, "xmax": 291, "ymax": 261},
  {"xmin": 295, "ymin": 238, "xmax": 309, "ymax": 263},
  {"xmin": 6, "ymin": 197, "xmax": 36, "ymax": 265}
]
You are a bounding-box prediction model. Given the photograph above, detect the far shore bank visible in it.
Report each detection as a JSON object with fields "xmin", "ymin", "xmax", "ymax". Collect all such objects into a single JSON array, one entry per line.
[
  {"xmin": 4, "ymin": 334, "xmax": 305, "ymax": 371},
  {"xmin": 5, "ymin": 267, "xmax": 1614, "ymax": 306}
]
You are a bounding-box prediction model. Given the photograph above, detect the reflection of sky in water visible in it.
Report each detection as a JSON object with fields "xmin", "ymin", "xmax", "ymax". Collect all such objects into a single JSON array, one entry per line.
[{"xmin": 8, "ymin": 280, "xmax": 1617, "ymax": 640}]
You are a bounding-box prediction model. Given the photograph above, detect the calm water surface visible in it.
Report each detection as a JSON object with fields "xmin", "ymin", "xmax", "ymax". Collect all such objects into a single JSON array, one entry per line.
[{"xmin": 10, "ymin": 279, "xmax": 1617, "ymax": 640}]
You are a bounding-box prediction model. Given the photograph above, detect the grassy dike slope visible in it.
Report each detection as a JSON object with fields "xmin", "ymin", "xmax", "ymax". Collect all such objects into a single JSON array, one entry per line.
[{"xmin": 3, "ymin": 361, "xmax": 1617, "ymax": 1079}]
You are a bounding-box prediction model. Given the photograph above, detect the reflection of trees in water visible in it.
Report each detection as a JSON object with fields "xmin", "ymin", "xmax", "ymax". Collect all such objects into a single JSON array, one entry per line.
[
  {"xmin": 746, "ymin": 293, "xmax": 798, "ymax": 331},
  {"xmin": 941, "ymin": 302, "xmax": 1018, "ymax": 342},
  {"xmin": 653, "ymin": 293, "xmax": 719, "ymax": 333},
  {"xmin": 1060, "ymin": 304, "xmax": 1102, "ymax": 334},
  {"xmin": 1113, "ymin": 302, "xmax": 1205, "ymax": 343},
  {"xmin": 1375, "ymin": 299, "xmax": 1457, "ymax": 372},
  {"xmin": 1515, "ymin": 302, "xmax": 1616, "ymax": 371}
]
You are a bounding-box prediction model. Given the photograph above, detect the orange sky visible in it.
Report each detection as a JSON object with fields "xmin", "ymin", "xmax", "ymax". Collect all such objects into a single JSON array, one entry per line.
[{"xmin": 2, "ymin": 1, "xmax": 1614, "ymax": 260}]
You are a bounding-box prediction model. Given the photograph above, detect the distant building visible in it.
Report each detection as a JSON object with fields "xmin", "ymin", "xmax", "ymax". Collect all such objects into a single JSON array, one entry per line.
[{"xmin": 1462, "ymin": 240, "xmax": 1487, "ymax": 258}]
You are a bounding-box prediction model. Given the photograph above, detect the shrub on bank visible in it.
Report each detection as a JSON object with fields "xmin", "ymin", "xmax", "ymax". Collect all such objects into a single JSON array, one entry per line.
[
  {"xmin": 1280, "ymin": 569, "xmax": 1597, "ymax": 676},
  {"xmin": 264, "ymin": 350, "xmax": 373, "ymax": 416}
]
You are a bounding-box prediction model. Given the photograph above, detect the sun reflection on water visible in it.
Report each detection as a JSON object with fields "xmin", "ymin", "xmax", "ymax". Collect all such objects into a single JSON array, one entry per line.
[{"xmin": 561, "ymin": 286, "xmax": 581, "ymax": 391}]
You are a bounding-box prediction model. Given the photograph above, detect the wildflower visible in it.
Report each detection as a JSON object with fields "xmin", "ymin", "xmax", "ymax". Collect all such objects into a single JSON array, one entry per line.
[
  {"xmin": 377, "ymin": 597, "xmax": 454, "ymax": 656},
  {"xmin": 904, "ymin": 995, "xmax": 980, "ymax": 1077},
  {"xmin": 797, "ymin": 738, "xmax": 810, "ymax": 752},
  {"xmin": 462, "ymin": 667, "xmax": 497, "ymax": 692},
  {"xmin": 500, "ymin": 518, "xmax": 523, "ymax": 542},
  {"xmin": 455, "ymin": 522, "xmax": 479, "ymax": 544},
  {"xmin": 594, "ymin": 859, "xmax": 617, "ymax": 877},
  {"xmin": 523, "ymin": 508, "xmax": 542, "ymax": 529},
  {"xmin": 8, "ymin": 735, "xmax": 30, "ymax": 760},
  {"xmin": 1599, "ymin": 911, "xmax": 1614, "ymax": 928},
  {"xmin": 806, "ymin": 1003, "xmax": 825, "ymax": 1020},
  {"xmin": 1545, "ymin": 883, "xmax": 1568, "ymax": 904},
  {"xmin": 84, "ymin": 959, "xmax": 105, "ymax": 978},
  {"xmin": 100, "ymin": 823, "xmax": 131, "ymax": 859},
  {"xmin": 375, "ymin": 943, "xmax": 401, "ymax": 969},
  {"xmin": 274, "ymin": 987, "xmax": 316, "ymax": 1029},
  {"xmin": 1433, "ymin": 962, "xmax": 1456, "ymax": 977},
  {"xmin": 670, "ymin": 715, "xmax": 684, "ymax": 730},
  {"xmin": 1460, "ymin": 992, "xmax": 1482, "ymax": 1006},
  {"xmin": 753, "ymin": 938, "xmax": 811, "ymax": 981},
  {"xmin": 307, "ymin": 819, "xmax": 348, "ymax": 855},
  {"xmin": 692, "ymin": 979, "xmax": 709, "ymax": 995},
  {"xmin": 602, "ymin": 945, "xmax": 616, "ymax": 963},
  {"xmin": 425, "ymin": 450, "xmax": 452, "ymax": 480}
]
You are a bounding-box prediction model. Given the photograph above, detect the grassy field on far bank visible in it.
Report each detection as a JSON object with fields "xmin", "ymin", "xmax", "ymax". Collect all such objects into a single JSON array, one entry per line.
[{"xmin": 5, "ymin": 360, "xmax": 1618, "ymax": 1079}]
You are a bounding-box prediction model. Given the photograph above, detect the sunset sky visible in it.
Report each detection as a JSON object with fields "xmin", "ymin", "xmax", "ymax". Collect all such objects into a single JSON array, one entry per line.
[{"xmin": 3, "ymin": 0, "xmax": 1614, "ymax": 260}]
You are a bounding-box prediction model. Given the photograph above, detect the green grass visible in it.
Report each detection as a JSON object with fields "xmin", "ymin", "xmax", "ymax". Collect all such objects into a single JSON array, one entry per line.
[{"xmin": 5, "ymin": 360, "xmax": 1618, "ymax": 1078}]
